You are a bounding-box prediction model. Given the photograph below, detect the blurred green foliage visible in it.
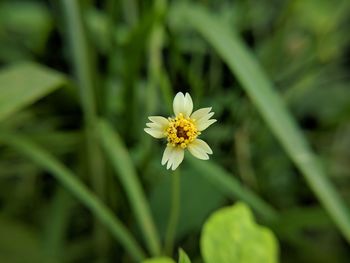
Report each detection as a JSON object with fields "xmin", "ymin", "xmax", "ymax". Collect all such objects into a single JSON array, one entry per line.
[{"xmin": 0, "ymin": 0, "xmax": 350, "ymax": 262}]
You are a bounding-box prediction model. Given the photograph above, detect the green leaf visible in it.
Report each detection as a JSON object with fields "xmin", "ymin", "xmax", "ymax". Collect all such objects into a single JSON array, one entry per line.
[
  {"xmin": 169, "ymin": 3, "xmax": 350, "ymax": 243},
  {"xmin": 201, "ymin": 202, "xmax": 279, "ymax": 263},
  {"xmin": 143, "ymin": 257, "xmax": 176, "ymax": 263},
  {"xmin": 178, "ymin": 248, "xmax": 191, "ymax": 263},
  {"xmin": 0, "ymin": 63, "xmax": 66, "ymax": 122}
]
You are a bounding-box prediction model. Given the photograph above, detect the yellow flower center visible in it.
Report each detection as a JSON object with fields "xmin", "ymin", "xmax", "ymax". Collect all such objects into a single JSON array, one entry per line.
[{"xmin": 165, "ymin": 113, "xmax": 200, "ymax": 149}]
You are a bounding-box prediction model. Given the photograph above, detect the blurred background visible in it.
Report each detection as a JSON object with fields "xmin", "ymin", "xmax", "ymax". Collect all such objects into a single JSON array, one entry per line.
[{"xmin": 0, "ymin": 0, "xmax": 350, "ymax": 262}]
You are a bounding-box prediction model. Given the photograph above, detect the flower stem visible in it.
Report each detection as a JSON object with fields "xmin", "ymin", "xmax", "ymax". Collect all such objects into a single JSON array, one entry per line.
[{"xmin": 164, "ymin": 169, "xmax": 181, "ymax": 256}]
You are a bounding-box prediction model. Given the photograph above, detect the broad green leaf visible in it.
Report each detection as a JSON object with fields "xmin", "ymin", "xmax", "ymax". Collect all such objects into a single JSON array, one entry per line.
[
  {"xmin": 169, "ymin": 3, "xmax": 350, "ymax": 243},
  {"xmin": 0, "ymin": 63, "xmax": 66, "ymax": 122},
  {"xmin": 201, "ymin": 203, "xmax": 279, "ymax": 263},
  {"xmin": 178, "ymin": 248, "xmax": 191, "ymax": 263},
  {"xmin": 143, "ymin": 257, "xmax": 176, "ymax": 263}
]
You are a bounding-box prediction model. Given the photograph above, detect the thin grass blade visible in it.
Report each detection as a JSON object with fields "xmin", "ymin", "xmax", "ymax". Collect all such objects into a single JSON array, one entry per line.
[{"xmin": 97, "ymin": 119, "xmax": 161, "ymax": 256}]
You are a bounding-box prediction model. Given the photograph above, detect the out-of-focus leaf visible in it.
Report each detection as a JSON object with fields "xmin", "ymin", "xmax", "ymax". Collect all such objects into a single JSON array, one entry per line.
[
  {"xmin": 178, "ymin": 248, "xmax": 191, "ymax": 263},
  {"xmin": 201, "ymin": 202, "xmax": 279, "ymax": 263},
  {"xmin": 293, "ymin": 0, "xmax": 347, "ymax": 34},
  {"xmin": 143, "ymin": 257, "xmax": 176, "ymax": 263},
  {"xmin": 43, "ymin": 188, "xmax": 73, "ymax": 262},
  {"xmin": 0, "ymin": 2, "xmax": 53, "ymax": 61},
  {"xmin": 0, "ymin": 216, "xmax": 45, "ymax": 263},
  {"xmin": 85, "ymin": 8, "xmax": 109, "ymax": 53},
  {"xmin": 0, "ymin": 63, "xmax": 67, "ymax": 122}
]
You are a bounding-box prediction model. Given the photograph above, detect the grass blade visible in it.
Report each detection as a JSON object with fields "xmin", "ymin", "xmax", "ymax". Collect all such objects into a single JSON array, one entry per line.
[
  {"xmin": 59, "ymin": 0, "xmax": 107, "ymax": 253},
  {"xmin": 171, "ymin": 4, "xmax": 350, "ymax": 242},
  {"xmin": 0, "ymin": 132, "xmax": 145, "ymax": 261},
  {"xmin": 97, "ymin": 119, "xmax": 161, "ymax": 256},
  {"xmin": 59, "ymin": 0, "xmax": 104, "ymax": 190},
  {"xmin": 43, "ymin": 188, "xmax": 72, "ymax": 262},
  {"xmin": 60, "ymin": 0, "xmax": 97, "ymax": 123}
]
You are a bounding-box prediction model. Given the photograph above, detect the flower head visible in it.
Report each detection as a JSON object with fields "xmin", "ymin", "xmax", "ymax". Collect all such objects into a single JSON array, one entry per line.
[{"xmin": 144, "ymin": 92, "xmax": 216, "ymax": 170}]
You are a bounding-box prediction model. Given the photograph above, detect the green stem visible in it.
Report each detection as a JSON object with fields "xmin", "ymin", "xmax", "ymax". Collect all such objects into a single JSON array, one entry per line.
[
  {"xmin": 0, "ymin": 133, "xmax": 146, "ymax": 261},
  {"xmin": 164, "ymin": 169, "xmax": 181, "ymax": 256}
]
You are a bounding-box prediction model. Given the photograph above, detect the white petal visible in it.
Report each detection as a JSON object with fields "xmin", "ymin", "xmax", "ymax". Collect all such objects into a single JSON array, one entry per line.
[
  {"xmin": 190, "ymin": 107, "xmax": 212, "ymax": 120},
  {"xmin": 161, "ymin": 145, "xmax": 173, "ymax": 165},
  {"xmin": 197, "ymin": 119, "xmax": 217, "ymax": 131},
  {"xmin": 199, "ymin": 112, "xmax": 215, "ymax": 122},
  {"xmin": 163, "ymin": 146, "xmax": 184, "ymax": 170},
  {"xmin": 171, "ymin": 148, "xmax": 184, "ymax": 170},
  {"xmin": 188, "ymin": 143, "xmax": 209, "ymax": 160},
  {"xmin": 173, "ymin": 92, "xmax": 192, "ymax": 117},
  {"xmin": 144, "ymin": 128, "xmax": 165, "ymax": 138},
  {"xmin": 146, "ymin": 122, "xmax": 162, "ymax": 129},
  {"xmin": 193, "ymin": 139, "xmax": 213, "ymax": 154},
  {"xmin": 188, "ymin": 139, "xmax": 213, "ymax": 160},
  {"xmin": 195, "ymin": 112, "xmax": 215, "ymax": 128},
  {"xmin": 166, "ymin": 151, "xmax": 174, "ymax": 169},
  {"xmin": 145, "ymin": 116, "xmax": 169, "ymax": 136},
  {"xmin": 163, "ymin": 146, "xmax": 176, "ymax": 169},
  {"xmin": 183, "ymin": 93, "xmax": 193, "ymax": 117},
  {"xmin": 148, "ymin": 116, "xmax": 169, "ymax": 126},
  {"xmin": 173, "ymin": 92, "xmax": 185, "ymax": 116}
]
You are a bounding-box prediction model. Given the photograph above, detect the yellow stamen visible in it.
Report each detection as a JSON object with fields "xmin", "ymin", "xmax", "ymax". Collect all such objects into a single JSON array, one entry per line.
[{"xmin": 165, "ymin": 113, "xmax": 198, "ymax": 149}]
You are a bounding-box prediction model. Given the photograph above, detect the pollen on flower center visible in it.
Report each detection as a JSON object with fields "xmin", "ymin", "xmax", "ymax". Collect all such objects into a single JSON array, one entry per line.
[
  {"xmin": 176, "ymin": 127, "xmax": 188, "ymax": 139},
  {"xmin": 165, "ymin": 113, "xmax": 200, "ymax": 149}
]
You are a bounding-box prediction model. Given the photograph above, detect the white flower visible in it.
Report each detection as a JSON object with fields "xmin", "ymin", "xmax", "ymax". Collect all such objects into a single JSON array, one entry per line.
[{"xmin": 144, "ymin": 92, "xmax": 216, "ymax": 170}]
